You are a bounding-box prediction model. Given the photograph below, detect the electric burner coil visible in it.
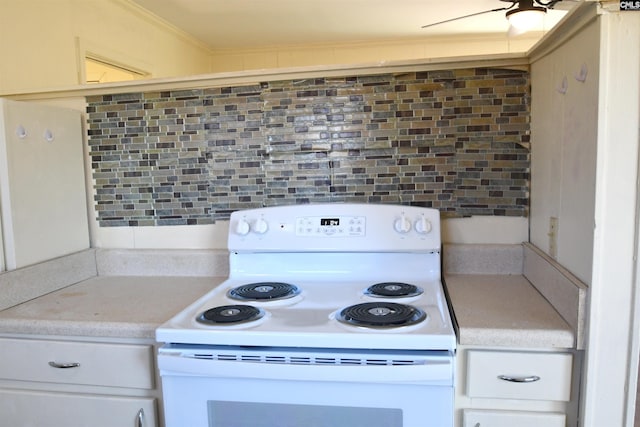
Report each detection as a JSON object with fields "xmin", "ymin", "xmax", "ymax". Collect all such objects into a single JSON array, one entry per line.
[
  {"xmin": 197, "ymin": 305, "xmax": 264, "ymax": 325},
  {"xmin": 365, "ymin": 282, "xmax": 423, "ymax": 298},
  {"xmin": 337, "ymin": 302, "xmax": 427, "ymax": 328},
  {"xmin": 228, "ymin": 282, "xmax": 301, "ymax": 301}
]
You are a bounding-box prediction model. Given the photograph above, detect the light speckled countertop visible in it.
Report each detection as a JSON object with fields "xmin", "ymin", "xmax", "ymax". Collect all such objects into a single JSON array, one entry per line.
[
  {"xmin": 0, "ymin": 246, "xmax": 581, "ymax": 349},
  {"xmin": 0, "ymin": 273, "xmax": 573, "ymax": 348},
  {"xmin": 0, "ymin": 276, "xmax": 222, "ymax": 339},
  {"xmin": 445, "ymin": 274, "xmax": 574, "ymax": 348}
]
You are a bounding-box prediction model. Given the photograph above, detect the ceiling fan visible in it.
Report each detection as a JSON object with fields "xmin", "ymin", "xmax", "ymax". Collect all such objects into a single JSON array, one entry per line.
[{"xmin": 422, "ymin": 0, "xmax": 572, "ymax": 35}]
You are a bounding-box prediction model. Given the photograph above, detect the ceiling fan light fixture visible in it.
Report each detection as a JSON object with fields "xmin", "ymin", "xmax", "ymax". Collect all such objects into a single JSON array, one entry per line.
[{"xmin": 506, "ymin": 4, "xmax": 547, "ymax": 33}]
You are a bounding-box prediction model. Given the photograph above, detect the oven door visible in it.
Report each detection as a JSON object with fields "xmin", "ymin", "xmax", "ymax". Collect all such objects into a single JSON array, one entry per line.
[{"xmin": 158, "ymin": 345, "xmax": 454, "ymax": 427}]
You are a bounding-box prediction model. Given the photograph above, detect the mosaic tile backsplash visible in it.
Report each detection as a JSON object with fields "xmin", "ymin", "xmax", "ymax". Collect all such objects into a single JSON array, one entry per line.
[{"xmin": 87, "ymin": 68, "xmax": 530, "ymax": 226}]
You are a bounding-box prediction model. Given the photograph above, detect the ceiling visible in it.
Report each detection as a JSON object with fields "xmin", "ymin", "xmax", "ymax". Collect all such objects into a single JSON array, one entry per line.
[{"xmin": 129, "ymin": 0, "xmax": 580, "ymax": 51}]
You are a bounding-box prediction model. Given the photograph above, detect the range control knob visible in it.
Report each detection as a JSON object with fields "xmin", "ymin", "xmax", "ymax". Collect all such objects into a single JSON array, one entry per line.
[
  {"xmin": 415, "ymin": 217, "xmax": 432, "ymax": 234},
  {"xmin": 253, "ymin": 218, "xmax": 269, "ymax": 234},
  {"xmin": 394, "ymin": 215, "xmax": 412, "ymax": 234},
  {"xmin": 235, "ymin": 219, "xmax": 250, "ymax": 236}
]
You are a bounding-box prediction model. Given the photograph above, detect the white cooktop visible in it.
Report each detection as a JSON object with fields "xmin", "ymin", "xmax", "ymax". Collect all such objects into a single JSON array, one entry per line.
[{"xmin": 156, "ymin": 275, "xmax": 455, "ymax": 350}]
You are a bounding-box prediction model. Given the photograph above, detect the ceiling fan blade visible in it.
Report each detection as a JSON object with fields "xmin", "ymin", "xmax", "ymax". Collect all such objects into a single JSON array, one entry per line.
[
  {"xmin": 421, "ymin": 2, "xmax": 517, "ymax": 29},
  {"xmin": 534, "ymin": 0, "xmax": 564, "ymax": 8},
  {"xmin": 545, "ymin": 0, "xmax": 581, "ymax": 10}
]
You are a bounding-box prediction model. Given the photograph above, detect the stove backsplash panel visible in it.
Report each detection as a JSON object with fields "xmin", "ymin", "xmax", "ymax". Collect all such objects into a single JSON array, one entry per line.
[{"xmin": 86, "ymin": 68, "xmax": 530, "ymax": 227}]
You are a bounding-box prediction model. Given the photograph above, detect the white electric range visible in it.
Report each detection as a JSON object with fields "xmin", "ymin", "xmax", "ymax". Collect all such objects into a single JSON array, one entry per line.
[{"xmin": 156, "ymin": 203, "xmax": 456, "ymax": 427}]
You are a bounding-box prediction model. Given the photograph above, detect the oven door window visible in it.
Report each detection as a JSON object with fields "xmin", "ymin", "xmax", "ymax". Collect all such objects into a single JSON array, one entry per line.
[{"xmin": 208, "ymin": 401, "xmax": 402, "ymax": 427}]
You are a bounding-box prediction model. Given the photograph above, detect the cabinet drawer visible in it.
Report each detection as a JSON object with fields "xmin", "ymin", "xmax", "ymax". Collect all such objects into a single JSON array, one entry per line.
[
  {"xmin": 0, "ymin": 388, "xmax": 156, "ymax": 427},
  {"xmin": 463, "ymin": 409, "xmax": 565, "ymax": 427},
  {"xmin": 0, "ymin": 338, "xmax": 154, "ymax": 389},
  {"xmin": 466, "ymin": 350, "xmax": 572, "ymax": 401}
]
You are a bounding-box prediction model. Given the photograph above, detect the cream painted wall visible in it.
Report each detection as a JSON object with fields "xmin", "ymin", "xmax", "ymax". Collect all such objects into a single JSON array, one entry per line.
[
  {"xmin": 530, "ymin": 5, "xmax": 640, "ymax": 426},
  {"xmin": 0, "ymin": 0, "xmax": 211, "ymax": 94},
  {"xmin": 0, "ymin": 0, "xmax": 543, "ymax": 93},
  {"xmin": 0, "ymin": 0, "xmax": 550, "ymax": 97},
  {"xmin": 210, "ymin": 34, "xmax": 540, "ymax": 73},
  {"xmin": 530, "ymin": 19, "xmax": 598, "ymax": 285}
]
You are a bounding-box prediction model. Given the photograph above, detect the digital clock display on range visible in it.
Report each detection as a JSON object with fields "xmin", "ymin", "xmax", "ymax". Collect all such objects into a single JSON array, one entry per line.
[{"xmin": 320, "ymin": 218, "xmax": 340, "ymax": 226}]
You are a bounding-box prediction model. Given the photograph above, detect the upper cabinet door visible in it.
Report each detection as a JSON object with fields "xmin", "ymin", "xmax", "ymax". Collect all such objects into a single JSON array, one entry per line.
[{"xmin": 0, "ymin": 99, "xmax": 89, "ymax": 270}]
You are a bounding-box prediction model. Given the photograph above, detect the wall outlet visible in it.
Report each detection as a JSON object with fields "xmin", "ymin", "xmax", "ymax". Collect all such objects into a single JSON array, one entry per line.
[{"xmin": 548, "ymin": 216, "xmax": 559, "ymax": 258}]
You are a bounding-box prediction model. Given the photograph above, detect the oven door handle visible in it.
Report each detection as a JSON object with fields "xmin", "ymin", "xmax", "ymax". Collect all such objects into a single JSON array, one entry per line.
[{"xmin": 158, "ymin": 353, "xmax": 453, "ymax": 384}]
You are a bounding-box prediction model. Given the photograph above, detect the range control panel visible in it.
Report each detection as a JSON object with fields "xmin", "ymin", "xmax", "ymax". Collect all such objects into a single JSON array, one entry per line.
[
  {"xmin": 228, "ymin": 203, "xmax": 441, "ymax": 252},
  {"xmin": 295, "ymin": 216, "xmax": 365, "ymax": 237}
]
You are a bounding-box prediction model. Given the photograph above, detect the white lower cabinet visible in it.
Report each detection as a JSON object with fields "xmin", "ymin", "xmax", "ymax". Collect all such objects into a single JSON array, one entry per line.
[
  {"xmin": 462, "ymin": 409, "xmax": 566, "ymax": 427},
  {"xmin": 456, "ymin": 347, "xmax": 578, "ymax": 427},
  {"xmin": 0, "ymin": 336, "xmax": 159, "ymax": 427},
  {"xmin": 0, "ymin": 389, "xmax": 155, "ymax": 427}
]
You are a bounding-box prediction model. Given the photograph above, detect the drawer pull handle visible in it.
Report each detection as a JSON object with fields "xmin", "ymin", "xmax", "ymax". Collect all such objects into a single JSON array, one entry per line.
[
  {"xmin": 136, "ymin": 408, "xmax": 145, "ymax": 427},
  {"xmin": 48, "ymin": 361, "xmax": 81, "ymax": 369},
  {"xmin": 498, "ymin": 374, "xmax": 541, "ymax": 383}
]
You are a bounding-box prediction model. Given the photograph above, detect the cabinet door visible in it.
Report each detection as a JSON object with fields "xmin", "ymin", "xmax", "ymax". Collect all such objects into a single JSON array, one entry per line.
[
  {"xmin": 463, "ymin": 409, "xmax": 565, "ymax": 427},
  {"xmin": 0, "ymin": 389, "xmax": 156, "ymax": 427}
]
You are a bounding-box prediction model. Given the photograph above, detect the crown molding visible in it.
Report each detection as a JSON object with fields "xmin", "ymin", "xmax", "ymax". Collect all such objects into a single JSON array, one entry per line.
[{"xmin": 111, "ymin": 0, "xmax": 213, "ymax": 54}]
